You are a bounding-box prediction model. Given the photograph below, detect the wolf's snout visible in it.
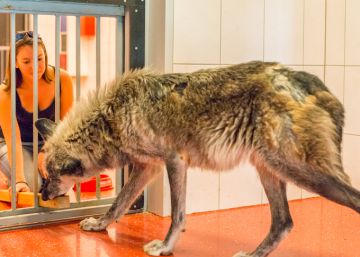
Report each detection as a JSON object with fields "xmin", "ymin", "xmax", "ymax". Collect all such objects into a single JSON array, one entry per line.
[
  {"xmin": 41, "ymin": 189, "xmax": 50, "ymax": 201},
  {"xmin": 40, "ymin": 180, "xmax": 50, "ymax": 201}
]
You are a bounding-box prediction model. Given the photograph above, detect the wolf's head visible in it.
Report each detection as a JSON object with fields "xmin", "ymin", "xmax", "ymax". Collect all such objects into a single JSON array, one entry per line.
[{"xmin": 36, "ymin": 118, "xmax": 85, "ymax": 200}]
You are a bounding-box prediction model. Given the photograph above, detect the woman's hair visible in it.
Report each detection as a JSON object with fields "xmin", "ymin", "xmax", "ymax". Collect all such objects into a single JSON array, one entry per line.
[{"xmin": 3, "ymin": 31, "xmax": 53, "ymax": 91}]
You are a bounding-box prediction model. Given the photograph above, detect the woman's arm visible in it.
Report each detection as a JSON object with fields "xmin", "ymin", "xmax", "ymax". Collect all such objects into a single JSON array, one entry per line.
[
  {"xmin": 0, "ymin": 85, "xmax": 30, "ymax": 192},
  {"xmin": 60, "ymin": 69, "xmax": 74, "ymax": 119}
]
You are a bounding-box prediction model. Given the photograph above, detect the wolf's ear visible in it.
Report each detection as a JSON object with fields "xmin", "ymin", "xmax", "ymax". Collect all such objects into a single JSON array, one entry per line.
[
  {"xmin": 35, "ymin": 118, "xmax": 56, "ymax": 141},
  {"xmin": 60, "ymin": 158, "xmax": 83, "ymax": 177}
]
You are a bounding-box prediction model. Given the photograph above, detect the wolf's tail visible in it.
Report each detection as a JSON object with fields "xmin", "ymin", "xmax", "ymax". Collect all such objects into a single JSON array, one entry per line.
[
  {"xmin": 282, "ymin": 165, "xmax": 360, "ymax": 214},
  {"xmin": 311, "ymin": 172, "xmax": 360, "ymax": 213}
]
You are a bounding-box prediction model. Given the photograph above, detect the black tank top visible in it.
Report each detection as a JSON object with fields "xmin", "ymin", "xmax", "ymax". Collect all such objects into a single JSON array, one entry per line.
[
  {"xmin": 15, "ymin": 91, "xmax": 56, "ymax": 142},
  {"xmin": 0, "ymin": 90, "xmax": 56, "ymax": 143}
]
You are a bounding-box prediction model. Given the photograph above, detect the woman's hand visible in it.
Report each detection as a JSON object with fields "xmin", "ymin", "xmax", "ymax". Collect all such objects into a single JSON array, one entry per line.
[
  {"xmin": 8, "ymin": 181, "xmax": 30, "ymax": 194},
  {"xmin": 38, "ymin": 151, "xmax": 48, "ymax": 179},
  {"xmin": 15, "ymin": 181, "xmax": 30, "ymax": 192}
]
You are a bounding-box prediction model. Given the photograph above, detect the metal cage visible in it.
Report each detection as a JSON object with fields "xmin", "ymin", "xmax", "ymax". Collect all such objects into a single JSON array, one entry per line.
[{"xmin": 0, "ymin": 0, "xmax": 145, "ymax": 230}]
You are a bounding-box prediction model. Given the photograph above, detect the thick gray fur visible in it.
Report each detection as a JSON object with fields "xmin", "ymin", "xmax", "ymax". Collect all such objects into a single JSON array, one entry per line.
[{"xmin": 36, "ymin": 61, "xmax": 360, "ymax": 257}]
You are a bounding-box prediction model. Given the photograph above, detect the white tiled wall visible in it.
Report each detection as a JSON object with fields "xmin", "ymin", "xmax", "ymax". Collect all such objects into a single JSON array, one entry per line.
[
  {"xmin": 221, "ymin": 0, "xmax": 264, "ymax": 63},
  {"xmin": 219, "ymin": 162, "xmax": 262, "ymax": 209},
  {"xmin": 343, "ymin": 135, "xmax": 360, "ymax": 189},
  {"xmin": 304, "ymin": 0, "xmax": 326, "ymax": 65},
  {"xmin": 345, "ymin": 0, "xmax": 360, "ymax": 65},
  {"xmin": 344, "ymin": 67, "xmax": 360, "ymax": 135},
  {"xmin": 173, "ymin": 0, "xmax": 221, "ymax": 64},
  {"xmin": 147, "ymin": 0, "xmax": 360, "ymax": 216},
  {"xmin": 325, "ymin": 66, "xmax": 344, "ymax": 102},
  {"xmin": 173, "ymin": 64, "xmax": 222, "ymax": 73},
  {"xmin": 326, "ymin": 0, "xmax": 345, "ymax": 65},
  {"xmin": 264, "ymin": 0, "xmax": 304, "ymax": 64},
  {"xmin": 186, "ymin": 168, "xmax": 220, "ymax": 213}
]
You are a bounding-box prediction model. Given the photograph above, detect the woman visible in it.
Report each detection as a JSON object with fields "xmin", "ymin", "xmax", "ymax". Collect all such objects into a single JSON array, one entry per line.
[{"xmin": 0, "ymin": 31, "xmax": 73, "ymax": 193}]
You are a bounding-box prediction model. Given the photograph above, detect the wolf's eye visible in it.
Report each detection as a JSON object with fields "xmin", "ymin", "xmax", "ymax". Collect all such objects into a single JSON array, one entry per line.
[{"xmin": 60, "ymin": 158, "xmax": 83, "ymax": 176}]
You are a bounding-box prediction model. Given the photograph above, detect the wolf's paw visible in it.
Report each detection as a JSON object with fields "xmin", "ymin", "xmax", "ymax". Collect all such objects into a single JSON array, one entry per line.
[
  {"xmin": 79, "ymin": 217, "xmax": 107, "ymax": 231},
  {"xmin": 232, "ymin": 252, "xmax": 253, "ymax": 257},
  {"xmin": 143, "ymin": 239, "xmax": 172, "ymax": 256}
]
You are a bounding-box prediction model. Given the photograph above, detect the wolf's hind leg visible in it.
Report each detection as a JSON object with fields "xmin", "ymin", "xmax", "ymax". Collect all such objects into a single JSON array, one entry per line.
[
  {"xmin": 144, "ymin": 152, "xmax": 187, "ymax": 256},
  {"xmin": 80, "ymin": 163, "xmax": 162, "ymax": 231},
  {"xmin": 233, "ymin": 163, "xmax": 293, "ymax": 257}
]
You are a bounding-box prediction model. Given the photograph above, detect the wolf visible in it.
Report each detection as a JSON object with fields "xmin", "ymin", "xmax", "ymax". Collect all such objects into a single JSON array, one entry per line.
[{"xmin": 35, "ymin": 61, "xmax": 360, "ymax": 257}]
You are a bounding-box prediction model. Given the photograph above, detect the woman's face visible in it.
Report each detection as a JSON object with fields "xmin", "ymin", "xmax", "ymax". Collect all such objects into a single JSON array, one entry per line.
[{"xmin": 16, "ymin": 44, "xmax": 46, "ymax": 82}]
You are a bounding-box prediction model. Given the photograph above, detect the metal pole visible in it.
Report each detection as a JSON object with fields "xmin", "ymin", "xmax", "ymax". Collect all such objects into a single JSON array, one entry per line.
[
  {"xmin": 95, "ymin": 16, "xmax": 101, "ymax": 200},
  {"xmin": 115, "ymin": 15, "xmax": 124, "ymax": 195},
  {"xmin": 55, "ymin": 15, "xmax": 61, "ymax": 122},
  {"xmin": 32, "ymin": 15, "xmax": 39, "ymax": 207},
  {"xmin": 75, "ymin": 15, "xmax": 81, "ymax": 203},
  {"xmin": 10, "ymin": 13, "xmax": 16, "ymax": 210}
]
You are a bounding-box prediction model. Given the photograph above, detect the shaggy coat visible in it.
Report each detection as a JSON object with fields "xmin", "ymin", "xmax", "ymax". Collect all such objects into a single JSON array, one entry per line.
[{"xmin": 36, "ymin": 61, "xmax": 360, "ymax": 257}]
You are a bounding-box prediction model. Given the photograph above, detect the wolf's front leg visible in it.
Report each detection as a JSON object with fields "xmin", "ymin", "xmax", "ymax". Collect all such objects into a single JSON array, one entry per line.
[
  {"xmin": 80, "ymin": 163, "xmax": 162, "ymax": 231},
  {"xmin": 144, "ymin": 152, "xmax": 187, "ymax": 256}
]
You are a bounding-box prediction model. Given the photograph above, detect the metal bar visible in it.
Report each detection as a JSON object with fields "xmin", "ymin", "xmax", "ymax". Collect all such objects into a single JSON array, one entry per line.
[
  {"xmin": 55, "ymin": 15, "xmax": 60, "ymax": 122},
  {"xmin": 116, "ymin": 15, "xmax": 123, "ymax": 196},
  {"xmin": 0, "ymin": 1, "xmax": 124, "ymax": 17},
  {"xmin": 96, "ymin": 16, "xmax": 101, "ymax": 90},
  {"xmin": 143, "ymin": 0, "xmax": 150, "ymax": 211},
  {"xmin": 115, "ymin": 15, "xmax": 123, "ymax": 76},
  {"xmin": 76, "ymin": 15, "xmax": 81, "ymax": 102},
  {"xmin": 128, "ymin": 4, "xmax": 145, "ymax": 69},
  {"xmin": 0, "ymin": 196, "xmax": 115, "ymax": 218},
  {"xmin": 75, "ymin": 15, "xmax": 81, "ymax": 203},
  {"xmin": 10, "ymin": 13, "xmax": 16, "ymax": 210},
  {"xmin": 144, "ymin": 0, "xmax": 149, "ymax": 67},
  {"xmin": 124, "ymin": 1, "xmax": 146, "ymax": 211},
  {"xmin": 32, "ymin": 15, "xmax": 39, "ymax": 207},
  {"xmin": 115, "ymin": 15, "xmax": 124, "ymax": 195},
  {"xmin": 95, "ymin": 16, "xmax": 101, "ymax": 200},
  {"xmin": 164, "ymin": 0, "xmax": 174, "ymax": 73},
  {"xmin": 0, "ymin": 203, "xmax": 141, "ymax": 230},
  {"xmin": 114, "ymin": 167, "xmax": 124, "ymax": 196}
]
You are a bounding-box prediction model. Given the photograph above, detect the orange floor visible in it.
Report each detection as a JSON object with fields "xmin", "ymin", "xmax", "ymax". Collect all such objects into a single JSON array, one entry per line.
[{"xmin": 0, "ymin": 197, "xmax": 359, "ymax": 257}]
